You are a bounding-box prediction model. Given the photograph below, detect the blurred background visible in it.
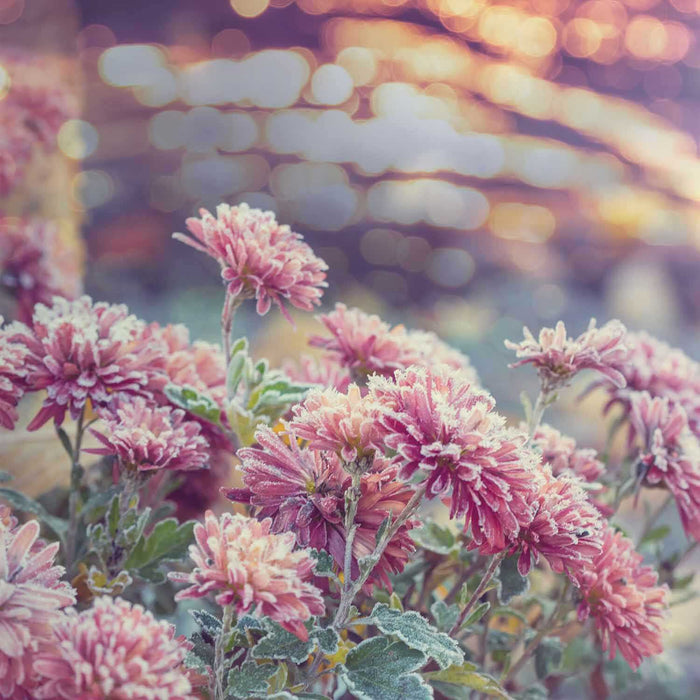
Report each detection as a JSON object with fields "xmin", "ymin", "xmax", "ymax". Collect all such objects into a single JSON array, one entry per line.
[
  {"xmin": 4, "ymin": 0, "xmax": 700, "ymax": 401},
  {"xmin": 1, "ymin": 0, "xmax": 700, "ymax": 695}
]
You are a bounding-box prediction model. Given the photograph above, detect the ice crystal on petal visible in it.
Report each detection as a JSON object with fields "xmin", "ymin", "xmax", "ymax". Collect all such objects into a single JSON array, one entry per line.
[
  {"xmin": 574, "ymin": 527, "xmax": 668, "ymax": 670},
  {"xmin": 174, "ymin": 203, "xmax": 327, "ymax": 322},
  {"xmin": 531, "ymin": 423, "xmax": 605, "ymax": 483},
  {"xmin": 0, "ymin": 517, "xmax": 75, "ymax": 699},
  {"xmin": 505, "ymin": 319, "xmax": 627, "ymax": 390},
  {"xmin": 282, "ymin": 354, "xmax": 351, "ymax": 393},
  {"xmin": 34, "ymin": 596, "xmax": 195, "ymax": 699},
  {"xmin": 169, "ymin": 511, "xmax": 325, "ymax": 641}
]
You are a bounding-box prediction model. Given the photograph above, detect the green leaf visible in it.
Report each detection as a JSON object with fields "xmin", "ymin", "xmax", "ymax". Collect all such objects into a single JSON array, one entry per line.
[
  {"xmin": 460, "ymin": 602, "xmax": 490, "ymax": 631},
  {"xmin": 496, "ymin": 554, "xmax": 529, "ymax": 604},
  {"xmin": 0, "ymin": 470, "xmax": 12, "ymax": 483},
  {"xmin": 640, "ymin": 525, "xmax": 671, "ymax": 545},
  {"xmin": 423, "ymin": 662, "xmax": 512, "ymax": 699},
  {"xmin": 518, "ymin": 684, "xmax": 548, "ymax": 699},
  {"xmin": 165, "ymin": 384, "xmax": 222, "ymax": 426},
  {"xmin": 313, "ymin": 627, "xmax": 339, "ymax": 655},
  {"xmin": 673, "ymin": 572, "xmax": 694, "ymax": 590},
  {"xmin": 81, "ymin": 487, "xmax": 120, "ymax": 524},
  {"xmin": 123, "ymin": 518, "xmax": 195, "ymax": 582},
  {"xmin": 0, "ymin": 487, "xmax": 68, "ymax": 540},
  {"xmin": 251, "ymin": 620, "xmax": 314, "ymax": 664},
  {"xmin": 430, "ymin": 600, "xmax": 460, "ymax": 632},
  {"xmin": 191, "ymin": 609, "xmax": 222, "ymax": 636},
  {"xmin": 367, "ymin": 603, "xmax": 463, "ymax": 670},
  {"xmin": 340, "ymin": 637, "xmax": 432, "ymax": 700},
  {"xmin": 375, "ymin": 515, "xmax": 392, "ymax": 547},
  {"xmin": 227, "ymin": 660, "xmax": 276, "ymax": 699},
  {"xmin": 411, "ymin": 520, "xmax": 456, "ymax": 555},
  {"xmin": 227, "ymin": 337, "xmax": 250, "ymax": 396},
  {"xmin": 310, "ymin": 549, "xmax": 337, "ymax": 579},
  {"xmin": 534, "ymin": 637, "xmax": 563, "ymax": 680},
  {"xmin": 55, "ymin": 426, "xmax": 74, "ymax": 459}
]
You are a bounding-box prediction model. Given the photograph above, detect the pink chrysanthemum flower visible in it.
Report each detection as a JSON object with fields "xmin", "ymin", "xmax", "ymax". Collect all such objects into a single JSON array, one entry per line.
[
  {"xmin": 87, "ymin": 397, "xmax": 210, "ymax": 474},
  {"xmin": 33, "ymin": 596, "xmax": 195, "ymax": 700},
  {"xmin": 288, "ymin": 384, "xmax": 381, "ymax": 464},
  {"xmin": 282, "ymin": 355, "xmax": 351, "ymax": 393},
  {"xmin": 531, "ymin": 423, "xmax": 605, "ymax": 483},
  {"xmin": 13, "ymin": 296, "xmax": 167, "ymax": 431},
  {"xmin": 574, "ymin": 527, "xmax": 668, "ymax": 670},
  {"xmin": 174, "ymin": 203, "xmax": 328, "ymax": 322},
  {"xmin": 0, "ymin": 318, "xmax": 29, "ymax": 430},
  {"xmin": 629, "ymin": 391, "xmax": 700, "ymax": 541},
  {"xmin": 0, "ymin": 218, "xmax": 82, "ymax": 324},
  {"xmin": 510, "ymin": 467, "xmax": 604, "ymax": 577},
  {"xmin": 309, "ymin": 303, "xmax": 478, "ymax": 383},
  {"xmin": 149, "ymin": 323, "xmax": 227, "ymax": 406},
  {"xmin": 228, "ymin": 427, "xmax": 416, "ymax": 590},
  {"xmin": 368, "ymin": 365, "xmax": 538, "ymax": 552},
  {"xmin": 505, "ymin": 319, "xmax": 627, "ymax": 391},
  {"xmin": 601, "ymin": 331, "xmax": 700, "ymax": 439},
  {"xmin": 0, "ymin": 518, "xmax": 76, "ymax": 699},
  {"xmin": 170, "ymin": 511, "xmax": 325, "ymax": 641}
]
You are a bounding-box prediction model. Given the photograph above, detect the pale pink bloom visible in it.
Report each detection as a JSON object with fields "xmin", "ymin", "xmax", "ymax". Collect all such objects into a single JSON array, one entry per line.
[
  {"xmin": 13, "ymin": 296, "xmax": 167, "ymax": 430},
  {"xmin": 505, "ymin": 319, "xmax": 627, "ymax": 391},
  {"xmin": 574, "ymin": 527, "xmax": 668, "ymax": 669},
  {"xmin": 0, "ymin": 218, "xmax": 82, "ymax": 324},
  {"xmin": 288, "ymin": 384, "xmax": 381, "ymax": 464},
  {"xmin": 531, "ymin": 423, "xmax": 605, "ymax": 483},
  {"xmin": 310, "ymin": 303, "xmax": 478, "ymax": 383},
  {"xmin": 87, "ymin": 397, "xmax": 210, "ymax": 473},
  {"xmin": 174, "ymin": 203, "xmax": 327, "ymax": 322},
  {"xmin": 368, "ymin": 365, "xmax": 539, "ymax": 552},
  {"xmin": 33, "ymin": 596, "xmax": 195, "ymax": 699},
  {"xmin": 170, "ymin": 511, "xmax": 325, "ymax": 641},
  {"xmin": 282, "ymin": 355, "xmax": 351, "ymax": 393},
  {"xmin": 0, "ymin": 319, "xmax": 29, "ymax": 429},
  {"xmin": 629, "ymin": 391, "xmax": 700, "ymax": 541},
  {"xmin": 228, "ymin": 427, "xmax": 416, "ymax": 590},
  {"xmin": 603, "ymin": 331, "xmax": 700, "ymax": 439},
  {"xmin": 511, "ymin": 467, "xmax": 604, "ymax": 577},
  {"xmin": 148, "ymin": 323, "xmax": 227, "ymax": 406},
  {"xmin": 0, "ymin": 518, "xmax": 75, "ymax": 699}
]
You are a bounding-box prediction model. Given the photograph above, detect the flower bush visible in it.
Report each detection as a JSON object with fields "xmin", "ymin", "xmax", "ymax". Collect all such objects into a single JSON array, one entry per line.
[{"xmin": 0, "ymin": 200, "xmax": 698, "ymax": 700}]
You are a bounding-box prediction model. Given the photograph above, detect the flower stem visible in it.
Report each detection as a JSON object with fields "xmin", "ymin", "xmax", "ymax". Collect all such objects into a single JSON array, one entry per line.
[
  {"xmin": 527, "ymin": 389, "xmax": 550, "ymax": 439},
  {"xmin": 221, "ymin": 293, "xmax": 240, "ymax": 367},
  {"xmin": 65, "ymin": 407, "xmax": 86, "ymax": 572},
  {"xmin": 214, "ymin": 604, "xmax": 235, "ymax": 700},
  {"xmin": 502, "ymin": 580, "xmax": 569, "ymax": 685},
  {"xmin": 449, "ymin": 550, "xmax": 506, "ymax": 636}
]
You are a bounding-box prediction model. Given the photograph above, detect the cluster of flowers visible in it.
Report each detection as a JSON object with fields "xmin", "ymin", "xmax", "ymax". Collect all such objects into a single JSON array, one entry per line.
[{"xmin": 0, "ymin": 200, "xmax": 696, "ymax": 698}]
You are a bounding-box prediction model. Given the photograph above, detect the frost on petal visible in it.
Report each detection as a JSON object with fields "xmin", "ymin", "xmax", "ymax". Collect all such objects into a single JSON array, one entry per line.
[{"xmin": 0, "ymin": 318, "xmax": 29, "ymax": 430}]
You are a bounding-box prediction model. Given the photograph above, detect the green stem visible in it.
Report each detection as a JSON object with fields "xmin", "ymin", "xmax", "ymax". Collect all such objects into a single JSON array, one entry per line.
[
  {"xmin": 527, "ymin": 389, "xmax": 550, "ymax": 439},
  {"xmin": 637, "ymin": 493, "xmax": 672, "ymax": 547},
  {"xmin": 214, "ymin": 604, "xmax": 235, "ymax": 700},
  {"xmin": 444, "ymin": 558, "xmax": 483, "ymax": 605},
  {"xmin": 65, "ymin": 407, "xmax": 86, "ymax": 573},
  {"xmin": 502, "ymin": 580, "xmax": 569, "ymax": 685},
  {"xmin": 448, "ymin": 550, "xmax": 506, "ymax": 636}
]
